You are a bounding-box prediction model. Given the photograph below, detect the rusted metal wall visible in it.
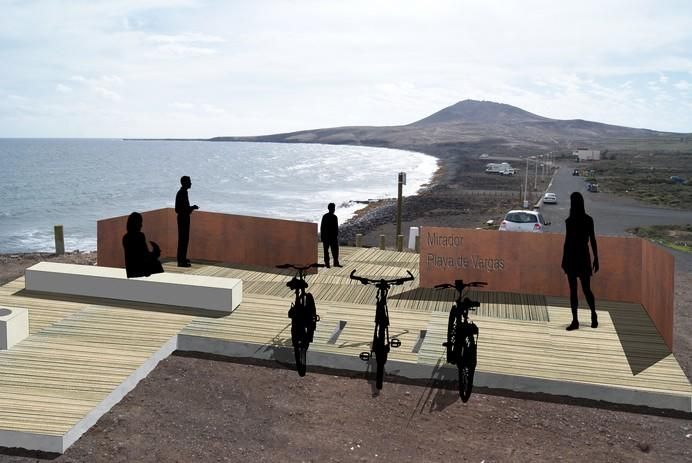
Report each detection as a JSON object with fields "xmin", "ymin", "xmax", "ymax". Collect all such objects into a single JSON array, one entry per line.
[
  {"xmin": 97, "ymin": 208, "xmax": 174, "ymax": 269},
  {"xmin": 419, "ymin": 226, "xmax": 673, "ymax": 349},
  {"xmin": 97, "ymin": 208, "xmax": 317, "ymax": 270},
  {"xmin": 640, "ymin": 239, "xmax": 675, "ymax": 350}
]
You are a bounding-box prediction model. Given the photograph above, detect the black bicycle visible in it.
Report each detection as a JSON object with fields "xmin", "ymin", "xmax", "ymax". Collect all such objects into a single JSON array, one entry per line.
[
  {"xmin": 436, "ymin": 279, "xmax": 487, "ymax": 402},
  {"xmin": 350, "ymin": 269, "xmax": 415, "ymax": 389},
  {"xmin": 277, "ymin": 263, "xmax": 324, "ymax": 376}
]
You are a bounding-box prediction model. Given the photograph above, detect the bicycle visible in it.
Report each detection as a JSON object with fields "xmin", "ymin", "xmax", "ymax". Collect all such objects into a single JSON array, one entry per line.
[
  {"xmin": 350, "ymin": 269, "xmax": 415, "ymax": 389},
  {"xmin": 435, "ymin": 279, "xmax": 487, "ymax": 402},
  {"xmin": 277, "ymin": 263, "xmax": 324, "ymax": 376}
]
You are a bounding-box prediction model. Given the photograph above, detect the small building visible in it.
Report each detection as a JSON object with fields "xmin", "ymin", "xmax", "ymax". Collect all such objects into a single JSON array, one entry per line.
[{"xmin": 573, "ymin": 148, "xmax": 601, "ymax": 161}]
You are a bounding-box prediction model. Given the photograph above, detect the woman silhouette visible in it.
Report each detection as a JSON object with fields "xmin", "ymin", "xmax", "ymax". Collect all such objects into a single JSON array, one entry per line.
[
  {"xmin": 561, "ymin": 192, "xmax": 599, "ymax": 330},
  {"xmin": 122, "ymin": 212, "xmax": 164, "ymax": 278}
]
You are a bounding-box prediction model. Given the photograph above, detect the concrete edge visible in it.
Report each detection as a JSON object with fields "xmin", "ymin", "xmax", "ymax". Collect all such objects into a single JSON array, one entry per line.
[
  {"xmin": 3, "ymin": 330, "xmax": 689, "ymax": 454},
  {"xmin": 178, "ymin": 334, "xmax": 691, "ymax": 413},
  {"xmin": 61, "ymin": 335, "xmax": 179, "ymax": 452},
  {"xmin": 0, "ymin": 430, "xmax": 63, "ymax": 454}
]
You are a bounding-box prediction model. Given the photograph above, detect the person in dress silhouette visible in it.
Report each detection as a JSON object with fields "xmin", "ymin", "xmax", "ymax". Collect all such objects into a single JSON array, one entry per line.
[
  {"xmin": 122, "ymin": 212, "xmax": 164, "ymax": 278},
  {"xmin": 561, "ymin": 192, "xmax": 599, "ymax": 330},
  {"xmin": 175, "ymin": 175, "xmax": 199, "ymax": 267},
  {"xmin": 320, "ymin": 202, "xmax": 341, "ymax": 268}
]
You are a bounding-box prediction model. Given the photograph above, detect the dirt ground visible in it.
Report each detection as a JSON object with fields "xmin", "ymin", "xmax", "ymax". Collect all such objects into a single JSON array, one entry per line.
[{"xmin": 0, "ymin": 248, "xmax": 691, "ymax": 462}]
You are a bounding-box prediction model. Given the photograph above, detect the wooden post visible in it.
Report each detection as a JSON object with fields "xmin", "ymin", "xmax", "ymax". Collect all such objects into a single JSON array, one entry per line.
[
  {"xmin": 379, "ymin": 234, "xmax": 386, "ymax": 250},
  {"xmin": 397, "ymin": 235, "xmax": 404, "ymax": 252},
  {"xmin": 396, "ymin": 172, "xmax": 406, "ymax": 240},
  {"xmin": 54, "ymin": 225, "xmax": 65, "ymax": 255},
  {"xmin": 355, "ymin": 233, "xmax": 363, "ymax": 248},
  {"xmin": 415, "ymin": 234, "xmax": 420, "ymax": 253}
]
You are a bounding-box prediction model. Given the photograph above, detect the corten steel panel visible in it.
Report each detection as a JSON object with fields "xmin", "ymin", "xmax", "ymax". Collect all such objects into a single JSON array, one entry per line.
[
  {"xmin": 419, "ymin": 226, "xmax": 644, "ymax": 302},
  {"xmin": 641, "ymin": 240, "xmax": 674, "ymax": 350},
  {"xmin": 97, "ymin": 208, "xmax": 317, "ymax": 270},
  {"xmin": 589, "ymin": 235, "xmax": 642, "ymax": 304},
  {"xmin": 186, "ymin": 211, "xmax": 317, "ymax": 268},
  {"xmin": 419, "ymin": 227, "xmax": 521, "ymax": 291},
  {"xmin": 420, "ymin": 226, "xmax": 674, "ymax": 350},
  {"xmin": 516, "ymin": 232, "xmax": 565, "ymax": 296},
  {"xmin": 97, "ymin": 209, "xmax": 174, "ymax": 268}
]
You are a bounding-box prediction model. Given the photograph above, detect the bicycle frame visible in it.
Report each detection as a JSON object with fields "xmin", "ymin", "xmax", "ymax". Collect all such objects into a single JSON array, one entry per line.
[
  {"xmin": 351, "ymin": 270, "xmax": 414, "ymax": 389},
  {"xmin": 436, "ymin": 279, "xmax": 486, "ymax": 401},
  {"xmin": 277, "ymin": 263, "xmax": 323, "ymax": 376}
]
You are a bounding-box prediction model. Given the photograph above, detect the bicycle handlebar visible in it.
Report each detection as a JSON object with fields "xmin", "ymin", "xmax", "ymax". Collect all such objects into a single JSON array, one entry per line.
[
  {"xmin": 349, "ymin": 269, "xmax": 415, "ymax": 286},
  {"xmin": 276, "ymin": 263, "xmax": 325, "ymax": 271}
]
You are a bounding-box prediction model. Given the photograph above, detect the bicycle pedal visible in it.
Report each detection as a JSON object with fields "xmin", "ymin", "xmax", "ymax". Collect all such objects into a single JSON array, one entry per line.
[
  {"xmin": 315, "ymin": 314, "xmax": 320, "ymax": 322},
  {"xmin": 390, "ymin": 338, "xmax": 401, "ymax": 348},
  {"xmin": 442, "ymin": 342, "xmax": 449, "ymax": 347},
  {"xmin": 359, "ymin": 351, "xmax": 371, "ymax": 362}
]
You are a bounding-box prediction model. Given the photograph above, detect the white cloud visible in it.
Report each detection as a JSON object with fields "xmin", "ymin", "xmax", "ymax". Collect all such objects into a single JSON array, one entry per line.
[
  {"xmin": 675, "ymin": 80, "xmax": 691, "ymax": 91},
  {"xmin": 202, "ymin": 103, "xmax": 225, "ymax": 114},
  {"xmin": 56, "ymin": 84, "xmax": 73, "ymax": 93},
  {"xmin": 3, "ymin": 0, "xmax": 692, "ymax": 136},
  {"xmin": 147, "ymin": 32, "xmax": 224, "ymax": 44},
  {"xmin": 169, "ymin": 102, "xmax": 195, "ymax": 110},
  {"xmin": 93, "ymin": 87, "xmax": 122, "ymax": 101},
  {"xmin": 157, "ymin": 44, "xmax": 217, "ymax": 56}
]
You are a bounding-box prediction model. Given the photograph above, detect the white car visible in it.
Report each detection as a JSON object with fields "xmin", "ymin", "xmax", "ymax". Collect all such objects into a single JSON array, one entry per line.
[
  {"xmin": 543, "ymin": 193, "xmax": 557, "ymax": 204},
  {"xmin": 498, "ymin": 210, "xmax": 550, "ymax": 233}
]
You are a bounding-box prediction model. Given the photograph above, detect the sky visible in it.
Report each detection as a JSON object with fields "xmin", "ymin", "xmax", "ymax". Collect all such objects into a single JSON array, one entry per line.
[{"xmin": 1, "ymin": 0, "xmax": 692, "ymax": 138}]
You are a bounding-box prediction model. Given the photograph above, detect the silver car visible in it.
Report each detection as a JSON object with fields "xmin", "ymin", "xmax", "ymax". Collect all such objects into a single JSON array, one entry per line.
[
  {"xmin": 543, "ymin": 193, "xmax": 557, "ymax": 204},
  {"xmin": 498, "ymin": 210, "xmax": 550, "ymax": 233}
]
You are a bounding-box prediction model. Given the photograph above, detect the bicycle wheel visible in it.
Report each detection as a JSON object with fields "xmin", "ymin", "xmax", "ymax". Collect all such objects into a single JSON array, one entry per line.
[
  {"xmin": 446, "ymin": 304, "xmax": 458, "ymax": 364},
  {"xmin": 294, "ymin": 344, "xmax": 307, "ymax": 377},
  {"xmin": 374, "ymin": 324, "xmax": 387, "ymax": 389},
  {"xmin": 306, "ymin": 293, "xmax": 317, "ymax": 343},
  {"xmin": 458, "ymin": 333, "xmax": 475, "ymax": 402},
  {"xmin": 291, "ymin": 302, "xmax": 309, "ymax": 377}
]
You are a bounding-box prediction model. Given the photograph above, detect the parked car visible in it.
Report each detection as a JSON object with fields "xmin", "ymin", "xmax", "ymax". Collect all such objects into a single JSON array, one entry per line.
[
  {"xmin": 499, "ymin": 210, "xmax": 550, "ymax": 233},
  {"xmin": 573, "ymin": 169, "xmax": 580, "ymax": 176},
  {"xmin": 543, "ymin": 193, "xmax": 557, "ymax": 204},
  {"xmin": 586, "ymin": 182, "xmax": 599, "ymax": 192}
]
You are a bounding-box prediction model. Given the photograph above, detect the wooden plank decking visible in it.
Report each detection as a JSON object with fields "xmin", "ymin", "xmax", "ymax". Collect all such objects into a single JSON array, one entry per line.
[{"xmin": 0, "ymin": 246, "xmax": 690, "ymax": 452}]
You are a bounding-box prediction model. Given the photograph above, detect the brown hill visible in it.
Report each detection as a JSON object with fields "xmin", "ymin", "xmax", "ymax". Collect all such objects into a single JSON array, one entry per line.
[{"xmin": 210, "ymin": 99, "xmax": 690, "ymax": 155}]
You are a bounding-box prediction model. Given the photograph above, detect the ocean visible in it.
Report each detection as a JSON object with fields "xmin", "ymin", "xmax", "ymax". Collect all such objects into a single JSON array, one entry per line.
[{"xmin": 0, "ymin": 139, "xmax": 437, "ymax": 253}]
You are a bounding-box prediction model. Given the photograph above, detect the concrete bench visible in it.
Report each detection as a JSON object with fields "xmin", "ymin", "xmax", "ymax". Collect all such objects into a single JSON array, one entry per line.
[
  {"xmin": 25, "ymin": 262, "xmax": 242, "ymax": 313},
  {"xmin": 0, "ymin": 307, "xmax": 29, "ymax": 349}
]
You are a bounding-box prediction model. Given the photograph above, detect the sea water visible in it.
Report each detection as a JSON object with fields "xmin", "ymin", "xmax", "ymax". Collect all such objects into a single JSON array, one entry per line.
[{"xmin": 0, "ymin": 139, "xmax": 437, "ymax": 253}]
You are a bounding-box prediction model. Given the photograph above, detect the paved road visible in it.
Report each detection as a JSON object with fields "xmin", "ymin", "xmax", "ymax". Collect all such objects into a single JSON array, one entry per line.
[{"xmin": 539, "ymin": 163, "xmax": 692, "ymax": 236}]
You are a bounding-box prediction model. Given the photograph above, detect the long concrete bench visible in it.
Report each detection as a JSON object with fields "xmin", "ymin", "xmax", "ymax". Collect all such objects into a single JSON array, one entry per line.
[{"xmin": 24, "ymin": 262, "xmax": 242, "ymax": 313}]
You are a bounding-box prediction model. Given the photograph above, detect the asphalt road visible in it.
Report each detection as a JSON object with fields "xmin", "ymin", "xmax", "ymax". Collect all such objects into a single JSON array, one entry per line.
[{"xmin": 539, "ymin": 163, "xmax": 692, "ymax": 236}]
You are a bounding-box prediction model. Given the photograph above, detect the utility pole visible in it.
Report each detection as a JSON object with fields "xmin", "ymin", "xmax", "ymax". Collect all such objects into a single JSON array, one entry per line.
[
  {"xmin": 396, "ymin": 172, "xmax": 406, "ymax": 241},
  {"xmin": 523, "ymin": 157, "xmax": 529, "ymax": 208},
  {"xmin": 542, "ymin": 155, "xmax": 545, "ymax": 181},
  {"xmin": 534, "ymin": 155, "xmax": 539, "ymax": 190}
]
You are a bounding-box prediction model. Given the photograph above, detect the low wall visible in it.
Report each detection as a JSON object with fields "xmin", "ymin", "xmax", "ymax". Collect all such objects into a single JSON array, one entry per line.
[
  {"xmin": 97, "ymin": 208, "xmax": 318, "ymax": 270},
  {"xmin": 419, "ymin": 226, "xmax": 674, "ymax": 350}
]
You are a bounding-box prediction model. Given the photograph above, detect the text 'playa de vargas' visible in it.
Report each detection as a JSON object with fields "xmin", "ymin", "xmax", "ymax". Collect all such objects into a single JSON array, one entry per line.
[{"xmin": 425, "ymin": 231, "xmax": 505, "ymax": 272}]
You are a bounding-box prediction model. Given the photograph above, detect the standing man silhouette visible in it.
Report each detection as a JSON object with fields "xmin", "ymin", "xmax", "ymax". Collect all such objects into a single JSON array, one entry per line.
[
  {"xmin": 561, "ymin": 192, "xmax": 599, "ymax": 331},
  {"xmin": 320, "ymin": 202, "xmax": 341, "ymax": 268},
  {"xmin": 175, "ymin": 175, "xmax": 199, "ymax": 267}
]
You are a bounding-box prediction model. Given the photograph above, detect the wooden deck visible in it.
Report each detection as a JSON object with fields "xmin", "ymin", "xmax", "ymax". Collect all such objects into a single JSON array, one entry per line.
[{"xmin": 0, "ymin": 246, "xmax": 690, "ymax": 452}]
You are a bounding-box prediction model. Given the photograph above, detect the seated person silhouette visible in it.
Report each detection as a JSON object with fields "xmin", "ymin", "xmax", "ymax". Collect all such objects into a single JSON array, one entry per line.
[{"xmin": 122, "ymin": 212, "xmax": 164, "ymax": 278}]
